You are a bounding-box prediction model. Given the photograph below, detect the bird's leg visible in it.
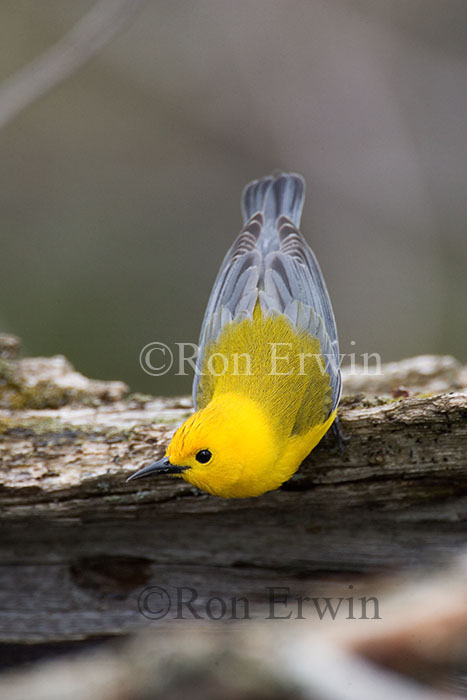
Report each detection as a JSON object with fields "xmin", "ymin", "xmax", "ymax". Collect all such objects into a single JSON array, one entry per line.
[{"xmin": 330, "ymin": 415, "xmax": 349, "ymax": 453}]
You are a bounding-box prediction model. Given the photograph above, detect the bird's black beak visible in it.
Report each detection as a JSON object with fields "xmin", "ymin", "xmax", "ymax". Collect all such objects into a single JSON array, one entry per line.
[{"xmin": 126, "ymin": 457, "xmax": 189, "ymax": 482}]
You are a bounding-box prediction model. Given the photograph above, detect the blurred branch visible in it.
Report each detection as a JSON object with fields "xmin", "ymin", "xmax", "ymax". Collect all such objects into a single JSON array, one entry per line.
[
  {"xmin": 2, "ymin": 566, "xmax": 466, "ymax": 700},
  {"xmin": 0, "ymin": 0, "xmax": 147, "ymax": 130}
]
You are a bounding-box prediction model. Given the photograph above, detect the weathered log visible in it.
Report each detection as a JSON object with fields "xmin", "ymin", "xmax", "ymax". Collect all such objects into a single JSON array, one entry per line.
[
  {"xmin": 1, "ymin": 556, "xmax": 466, "ymax": 700},
  {"xmin": 0, "ymin": 337, "xmax": 466, "ymax": 644}
]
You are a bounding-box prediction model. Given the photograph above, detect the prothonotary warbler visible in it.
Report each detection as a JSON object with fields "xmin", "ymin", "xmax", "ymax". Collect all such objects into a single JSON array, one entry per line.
[{"xmin": 128, "ymin": 172, "xmax": 341, "ymax": 497}]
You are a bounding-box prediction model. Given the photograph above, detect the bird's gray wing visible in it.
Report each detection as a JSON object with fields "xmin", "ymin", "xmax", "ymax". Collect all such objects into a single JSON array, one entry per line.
[
  {"xmin": 193, "ymin": 173, "xmax": 341, "ymax": 422},
  {"xmin": 259, "ymin": 215, "xmax": 341, "ymax": 417},
  {"xmin": 193, "ymin": 213, "xmax": 263, "ymax": 408}
]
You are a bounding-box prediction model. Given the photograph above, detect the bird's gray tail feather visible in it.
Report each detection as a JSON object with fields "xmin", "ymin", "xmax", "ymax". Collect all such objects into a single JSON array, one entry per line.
[{"xmin": 241, "ymin": 172, "xmax": 306, "ymax": 228}]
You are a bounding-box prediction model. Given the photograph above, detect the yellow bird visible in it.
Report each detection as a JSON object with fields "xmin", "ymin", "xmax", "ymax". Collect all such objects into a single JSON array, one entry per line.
[{"xmin": 128, "ymin": 173, "xmax": 341, "ymax": 497}]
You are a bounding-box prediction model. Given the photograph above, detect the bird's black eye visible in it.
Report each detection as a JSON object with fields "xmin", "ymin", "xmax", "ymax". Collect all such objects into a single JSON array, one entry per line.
[{"xmin": 195, "ymin": 449, "xmax": 212, "ymax": 464}]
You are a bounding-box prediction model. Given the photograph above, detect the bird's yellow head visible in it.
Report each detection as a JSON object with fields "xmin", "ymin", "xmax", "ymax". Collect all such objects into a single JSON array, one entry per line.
[{"xmin": 128, "ymin": 392, "xmax": 287, "ymax": 498}]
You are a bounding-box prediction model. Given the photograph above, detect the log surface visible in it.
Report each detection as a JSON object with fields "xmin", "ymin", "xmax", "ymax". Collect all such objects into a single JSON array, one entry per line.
[{"xmin": 0, "ymin": 338, "xmax": 466, "ymax": 643}]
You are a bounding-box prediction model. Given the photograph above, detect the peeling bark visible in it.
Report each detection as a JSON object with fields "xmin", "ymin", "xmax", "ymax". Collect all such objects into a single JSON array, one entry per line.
[{"xmin": 0, "ymin": 339, "xmax": 466, "ymax": 644}]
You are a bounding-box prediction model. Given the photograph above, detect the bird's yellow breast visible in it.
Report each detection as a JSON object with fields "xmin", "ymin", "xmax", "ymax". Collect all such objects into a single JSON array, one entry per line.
[
  {"xmin": 166, "ymin": 306, "xmax": 337, "ymax": 498},
  {"xmin": 196, "ymin": 305, "xmax": 333, "ymax": 438},
  {"xmin": 169, "ymin": 389, "xmax": 336, "ymax": 498}
]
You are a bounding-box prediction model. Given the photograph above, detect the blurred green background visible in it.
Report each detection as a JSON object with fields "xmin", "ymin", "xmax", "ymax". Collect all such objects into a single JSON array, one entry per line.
[{"xmin": 1, "ymin": 0, "xmax": 466, "ymax": 395}]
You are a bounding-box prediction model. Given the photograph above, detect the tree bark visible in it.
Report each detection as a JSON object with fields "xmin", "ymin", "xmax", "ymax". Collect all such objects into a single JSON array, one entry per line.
[{"xmin": 0, "ymin": 336, "xmax": 466, "ymax": 644}]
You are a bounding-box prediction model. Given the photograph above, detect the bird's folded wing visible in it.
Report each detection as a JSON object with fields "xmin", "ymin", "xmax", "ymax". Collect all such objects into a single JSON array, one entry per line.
[
  {"xmin": 260, "ymin": 216, "xmax": 341, "ymax": 413},
  {"xmin": 193, "ymin": 213, "xmax": 341, "ymax": 416},
  {"xmin": 193, "ymin": 215, "xmax": 262, "ymax": 407}
]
